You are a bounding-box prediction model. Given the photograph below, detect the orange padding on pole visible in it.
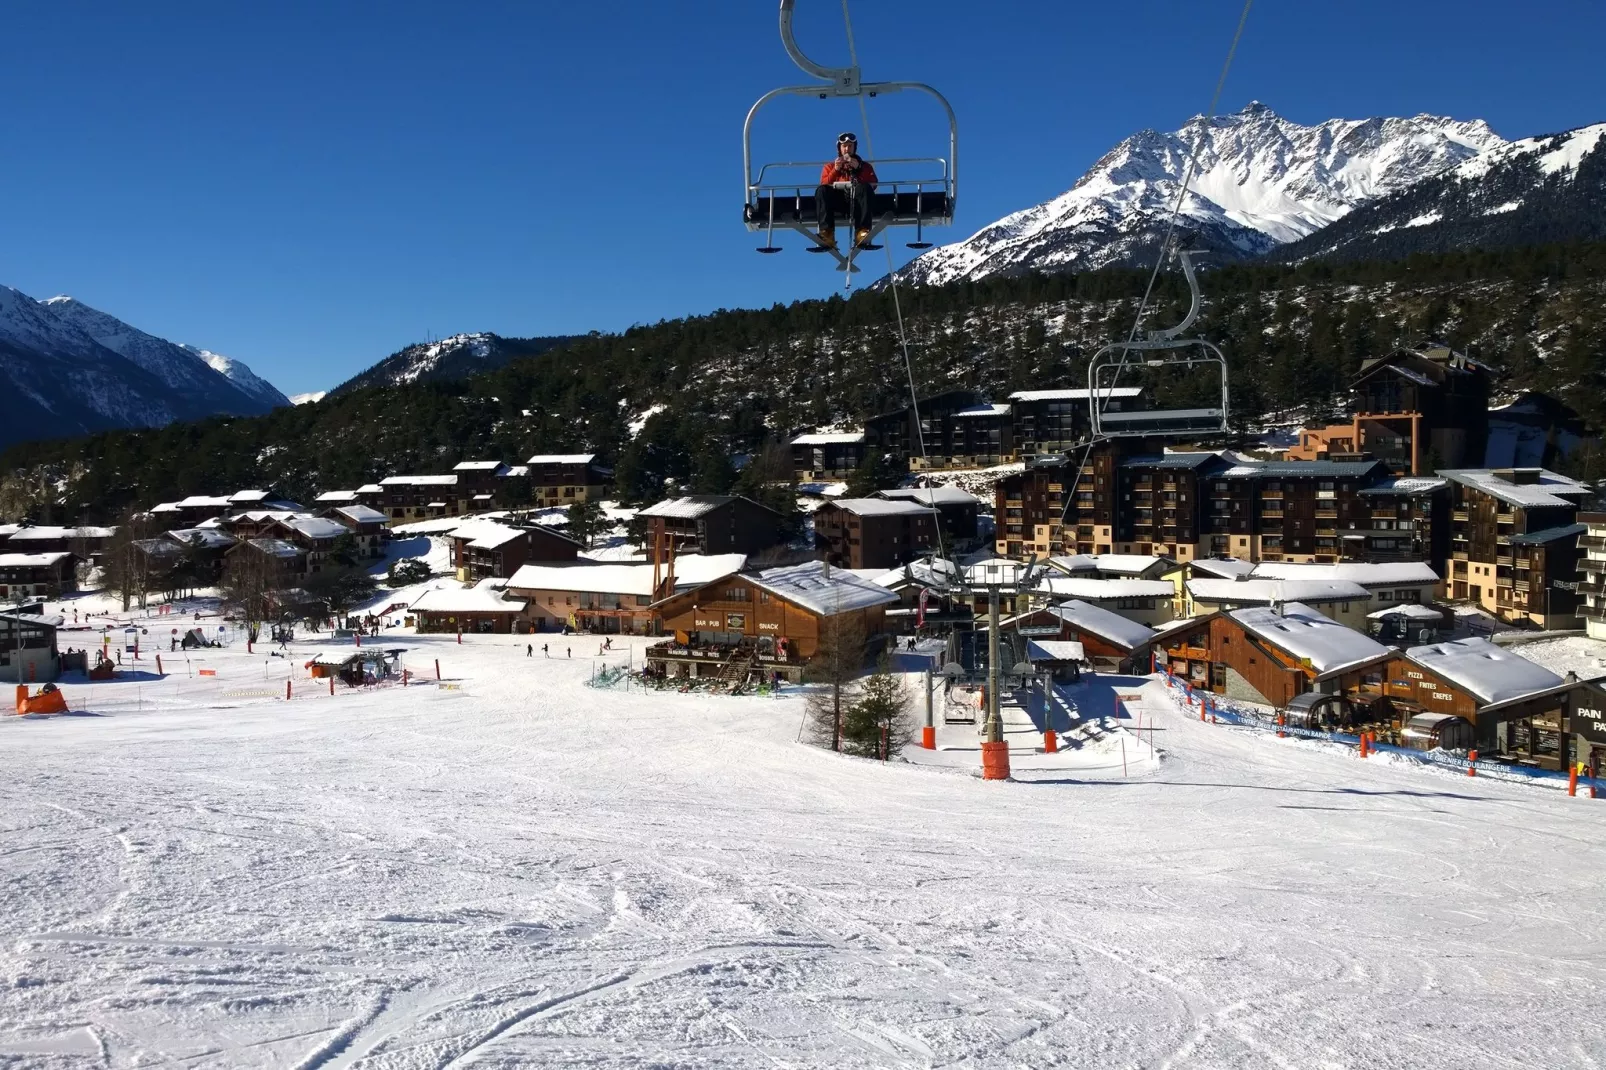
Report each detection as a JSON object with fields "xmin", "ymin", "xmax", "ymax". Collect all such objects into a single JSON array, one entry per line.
[
  {"xmin": 980, "ymin": 740, "xmax": 1011, "ymax": 780},
  {"xmin": 920, "ymin": 725, "xmax": 936, "ymax": 750},
  {"xmin": 1467, "ymin": 749, "xmax": 1478, "ymax": 777},
  {"xmin": 1043, "ymin": 729, "xmax": 1058, "ymax": 754}
]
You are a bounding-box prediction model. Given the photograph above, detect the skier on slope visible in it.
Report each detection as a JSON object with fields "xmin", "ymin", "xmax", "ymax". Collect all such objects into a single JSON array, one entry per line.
[{"xmin": 814, "ymin": 132, "xmax": 877, "ymax": 251}]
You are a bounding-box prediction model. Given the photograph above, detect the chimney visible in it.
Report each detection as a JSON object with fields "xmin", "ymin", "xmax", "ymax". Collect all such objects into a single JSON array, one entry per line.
[{"xmin": 1511, "ymin": 468, "xmax": 1542, "ymax": 486}]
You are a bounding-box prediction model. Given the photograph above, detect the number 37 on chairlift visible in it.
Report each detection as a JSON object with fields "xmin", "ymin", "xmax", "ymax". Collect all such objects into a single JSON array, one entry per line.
[{"xmin": 742, "ymin": 0, "xmax": 957, "ymax": 278}]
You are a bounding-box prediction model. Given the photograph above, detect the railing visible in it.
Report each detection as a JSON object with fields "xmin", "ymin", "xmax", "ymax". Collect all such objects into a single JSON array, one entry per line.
[{"xmin": 1453, "ymin": 509, "xmax": 1470, "ymax": 521}]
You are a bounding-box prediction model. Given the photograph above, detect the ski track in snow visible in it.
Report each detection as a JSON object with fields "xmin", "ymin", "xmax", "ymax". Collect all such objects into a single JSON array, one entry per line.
[{"xmin": 1, "ymin": 632, "xmax": 1604, "ymax": 1067}]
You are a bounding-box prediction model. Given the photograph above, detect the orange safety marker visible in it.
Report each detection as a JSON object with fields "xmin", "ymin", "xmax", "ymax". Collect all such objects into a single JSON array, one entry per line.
[
  {"xmin": 1359, "ymin": 733, "xmax": 1369, "ymax": 758},
  {"xmin": 198, "ymin": 669, "xmax": 216, "ymax": 677},
  {"xmin": 156, "ymin": 654, "xmax": 163, "ymax": 675},
  {"xmin": 980, "ymin": 740, "xmax": 1011, "ymax": 780},
  {"xmin": 1277, "ymin": 714, "xmax": 1286, "ymax": 739},
  {"xmin": 920, "ymin": 725, "xmax": 935, "ymax": 750},
  {"xmin": 329, "ymin": 677, "xmax": 335, "ymax": 697},
  {"xmin": 434, "ymin": 659, "xmax": 441, "ymax": 680},
  {"xmin": 1044, "ymin": 729, "xmax": 1058, "ymax": 754},
  {"xmin": 1569, "ymin": 764, "xmax": 1579, "ymax": 797},
  {"xmin": 1467, "ymin": 748, "xmax": 1478, "ymax": 777}
]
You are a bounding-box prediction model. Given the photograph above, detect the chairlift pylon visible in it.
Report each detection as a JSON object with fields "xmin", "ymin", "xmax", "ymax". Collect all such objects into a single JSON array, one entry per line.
[
  {"xmin": 742, "ymin": 0, "xmax": 958, "ymax": 272},
  {"xmin": 1086, "ymin": 249, "xmax": 1230, "ymax": 439}
]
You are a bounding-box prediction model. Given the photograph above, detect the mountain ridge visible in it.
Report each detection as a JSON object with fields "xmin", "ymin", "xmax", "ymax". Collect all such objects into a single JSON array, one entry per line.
[{"xmin": 897, "ymin": 103, "xmax": 1506, "ymax": 285}]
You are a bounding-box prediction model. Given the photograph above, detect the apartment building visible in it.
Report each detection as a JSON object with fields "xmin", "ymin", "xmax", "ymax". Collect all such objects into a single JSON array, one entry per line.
[
  {"xmin": 790, "ymin": 431, "xmax": 867, "ymax": 481},
  {"xmin": 1439, "ymin": 467, "xmax": 1591, "ymax": 628},
  {"xmin": 1580, "ymin": 512, "xmax": 1606, "ymax": 641},
  {"xmin": 1007, "ymin": 387, "xmax": 1143, "ymax": 462},
  {"xmin": 524, "ymin": 454, "xmax": 612, "ymax": 508},
  {"xmin": 812, "ymin": 499, "xmax": 938, "ymax": 570}
]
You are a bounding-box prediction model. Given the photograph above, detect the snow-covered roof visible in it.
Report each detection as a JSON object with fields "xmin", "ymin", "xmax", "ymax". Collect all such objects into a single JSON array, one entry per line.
[
  {"xmin": 1220, "ymin": 460, "xmax": 1382, "ymax": 478},
  {"xmin": 315, "ymin": 490, "xmax": 358, "ymax": 502},
  {"xmin": 0, "ymin": 610, "xmax": 65, "ymax": 628},
  {"xmin": 791, "ymin": 431, "xmax": 865, "ymax": 445},
  {"xmin": 506, "ymin": 554, "xmax": 747, "ymax": 598},
  {"xmin": 229, "ymin": 490, "xmax": 271, "ymax": 503},
  {"xmin": 747, "ymin": 561, "xmax": 900, "ymax": 616},
  {"xmin": 1189, "ymin": 558, "xmax": 1258, "ymax": 579},
  {"xmin": 638, "ymin": 496, "xmax": 732, "ymax": 519},
  {"xmin": 453, "ymin": 461, "xmax": 507, "ymax": 472},
  {"xmin": 176, "ymin": 495, "xmax": 233, "ymax": 508},
  {"xmin": 1189, "ymin": 577, "xmax": 1371, "ymax": 606},
  {"xmin": 4, "ymin": 525, "xmax": 113, "ymax": 541},
  {"xmin": 1250, "ymin": 561, "xmax": 1439, "ymax": 587},
  {"xmin": 1359, "ymin": 476, "xmax": 1448, "ymax": 496},
  {"xmin": 245, "ymin": 538, "xmax": 303, "ymax": 559},
  {"xmin": 1439, "ymin": 468, "xmax": 1592, "ymax": 509},
  {"xmin": 1048, "ymin": 554, "xmax": 1099, "ymax": 575},
  {"xmin": 1038, "ymin": 577, "xmax": 1174, "ymax": 600},
  {"xmin": 379, "ymin": 474, "xmax": 458, "ymax": 486},
  {"xmin": 1229, "ymin": 603, "xmax": 1392, "ymax": 676},
  {"xmin": 1009, "ymin": 387, "xmax": 1142, "ymax": 402},
  {"xmin": 872, "ymin": 557, "xmax": 959, "ymax": 589},
  {"xmin": 0, "ymin": 552, "xmax": 72, "ymax": 568},
  {"xmin": 166, "ymin": 528, "xmax": 236, "ymax": 549},
  {"xmin": 1085, "ymin": 553, "xmax": 1171, "ymax": 577},
  {"xmin": 524, "ymin": 453, "xmax": 596, "ymax": 465},
  {"xmin": 1046, "ymin": 600, "xmax": 1158, "ymax": 650},
  {"xmin": 410, "ymin": 580, "xmax": 526, "ymax": 615},
  {"xmin": 951, "ymin": 403, "xmax": 1012, "ymax": 418},
  {"xmin": 1027, "ymin": 639, "xmax": 1086, "ymax": 664},
  {"xmin": 357, "ymin": 483, "xmax": 383, "ymax": 494},
  {"xmin": 1120, "ymin": 452, "xmax": 1221, "ymax": 470},
  {"xmin": 824, "ymin": 498, "xmax": 932, "ymax": 518},
  {"xmin": 228, "ymin": 510, "xmax": 301, "ymax": 524},
  {"xmin": 457, "ymin": 521, "xmax": 528, "ymax": 550},
  {"xmin": 1367, "ymin": 603, "xmax": 1443, "ymax": 621},
  {"xmin": 332, "ymin": 505, "xmax": 388, "ymax": 524},
  {"xmin": 279, "ymin": 517, "xmax": 349, "ymax": 541},
  {"xmin": 1403, "ymin": 638, "xmax": 1564, "ymax": 705},
  {"xmin": 876, "ymin": 486, "xmax": 979, "ymax": 506}
]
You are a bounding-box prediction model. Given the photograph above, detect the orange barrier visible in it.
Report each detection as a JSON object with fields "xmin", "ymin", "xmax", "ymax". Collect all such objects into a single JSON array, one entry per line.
[
  {"xmin": 198, "ymin": 669, "xmax": 217, "ymax": 677},
  {"xmin": 1043, "ymin": 729, "xmax": 1058, "ymax": 754},
  {"xmin": 920, "ymin": 725, "xmax": 936, "ymax": 750},
  {"xmin": 1467, "ymin": 749, "xmax": 1478, "ymax": 777},
  {"xmin": 14, "ymin": 684, "xmax": 68, "ymax": 716},
  {"xmin": 980, "ymin": 740, "xmax": 1010, "ymax": 780}
]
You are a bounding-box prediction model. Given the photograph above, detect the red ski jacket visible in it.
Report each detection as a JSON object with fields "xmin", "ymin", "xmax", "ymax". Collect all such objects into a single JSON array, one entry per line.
[{"xmin": 820, "ymin": 157, "xmax": 878, "ymax": 187}]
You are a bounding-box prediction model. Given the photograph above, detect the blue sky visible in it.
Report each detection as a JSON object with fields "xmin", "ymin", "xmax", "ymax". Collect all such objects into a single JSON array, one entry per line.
[{"xmin": 1, "ymin": 1, "xmax": 1601, "ymax": 395}]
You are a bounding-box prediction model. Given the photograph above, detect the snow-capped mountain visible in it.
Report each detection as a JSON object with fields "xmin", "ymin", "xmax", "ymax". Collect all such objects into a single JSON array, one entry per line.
[
  {"xmin": 332, "ymin": 332, "xmax": 580, "ymax": 395},
  {"xmin": 1273, "ymin": 122, "xmax": 1606, "ymax": 263},
  {"xmin": 180, "ymin": 343, "xmax": 292, "ymax": 409},
  {"xmin": 0, "ymin": 287, "xmax": 287, "ymax": 450},
  {"xmin": 289, "ymin": 391, "xmax": 327, "ymax": 406},
  {"xmin": 899, "ymin": 103, "xmax": 1507, "ymax": 285}
]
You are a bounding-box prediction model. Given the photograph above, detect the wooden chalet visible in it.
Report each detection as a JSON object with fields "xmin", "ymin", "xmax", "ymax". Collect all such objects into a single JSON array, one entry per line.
[
  {"xmin": 647, "ymin": 561, "xmax": 899, "ymax": 684},
  {"xmin": 0, "ymin": 608, "xmax": 64, "ymax": 684},
  {"xmin": 1155, "ymin": 602, "xmax": 1393, "ymax": 708},
  {"xmin": 323, "ymin": 504, "xmax": 390, "ymax": 559},
  {"xmin": 995, "ymin": 599, "xmax": 1158, "ymax": 674},
  {"xmin": 505, "ymin": 554, "xmax": 747, "ymax": 635}
]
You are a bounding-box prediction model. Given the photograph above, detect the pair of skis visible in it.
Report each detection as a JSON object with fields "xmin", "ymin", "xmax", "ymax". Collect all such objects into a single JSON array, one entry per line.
[{"xmin": 807, "ymin": 231, "xmax": 881, "ymax": 274}]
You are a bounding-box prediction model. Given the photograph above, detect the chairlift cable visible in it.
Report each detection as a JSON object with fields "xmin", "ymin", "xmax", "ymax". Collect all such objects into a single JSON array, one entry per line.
[
  {"xmin": 839, "ymin": 0, "xmax": 950, "ymax": 569},
  {"xmin": 1055, "ymin": 0, "xmax": 1253, "ymax": 538},
  {"xmin": 1096, "ymin": 0, "xmax": 1253, "ymax": 416}
]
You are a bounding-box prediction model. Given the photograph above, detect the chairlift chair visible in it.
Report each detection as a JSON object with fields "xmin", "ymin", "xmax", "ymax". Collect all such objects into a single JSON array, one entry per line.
[
  {"xmin": 743, "ymin": 0, "xmax": 958, "ymax": 272},
  {"xmin": 1086, "ymin": 250, "xmax": 1229, "ymax": 438}
]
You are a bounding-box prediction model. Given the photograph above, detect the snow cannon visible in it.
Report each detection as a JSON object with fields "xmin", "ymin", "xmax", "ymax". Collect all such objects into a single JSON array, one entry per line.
[{"xmin": 15, "ymin": 684, "xmax": 68, "ymax": 716}]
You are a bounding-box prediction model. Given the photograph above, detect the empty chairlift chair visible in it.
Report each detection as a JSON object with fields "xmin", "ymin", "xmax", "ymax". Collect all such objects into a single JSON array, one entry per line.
[{"xmin": 1087, "ymin": 250, "xmax": 1229, "ymax": 438}]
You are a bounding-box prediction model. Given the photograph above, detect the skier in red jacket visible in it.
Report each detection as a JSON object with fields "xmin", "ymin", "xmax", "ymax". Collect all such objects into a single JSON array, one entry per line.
[{"xmin": 814, "ymin": 132, "xmax": 878, "ymax": 251}]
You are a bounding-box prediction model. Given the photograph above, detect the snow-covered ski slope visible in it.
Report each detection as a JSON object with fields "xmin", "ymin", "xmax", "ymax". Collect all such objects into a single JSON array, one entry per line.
[{"xmin": 2, "ymin": 632, "xmax": 1603, "ymax": 1067}]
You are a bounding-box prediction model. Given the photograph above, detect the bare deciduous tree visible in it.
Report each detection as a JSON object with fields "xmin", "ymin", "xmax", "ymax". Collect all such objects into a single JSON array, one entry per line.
[{"xmin": 805, "ymin": 610, "xmax": 867, "ymax": 753}]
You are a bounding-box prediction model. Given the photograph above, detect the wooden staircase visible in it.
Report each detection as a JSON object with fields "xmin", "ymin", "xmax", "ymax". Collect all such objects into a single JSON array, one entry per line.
[{"xmin": 714, "ymin": 649, "xmax": 757, "ymax": 694}]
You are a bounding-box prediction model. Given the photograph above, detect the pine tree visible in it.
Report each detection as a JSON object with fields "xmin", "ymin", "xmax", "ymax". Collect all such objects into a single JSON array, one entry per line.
[{"xmin": 841, "ymin": 652, "xmax": 914, "ymax": 759}]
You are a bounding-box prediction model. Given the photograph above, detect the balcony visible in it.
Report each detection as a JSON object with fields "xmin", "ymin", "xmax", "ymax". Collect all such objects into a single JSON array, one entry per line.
[
  {"xmin": 1261, "ymin": 490, "xmax": 1283, "ymax": 500},
  {"xmin": 1497, "ymin": 511, "xmax": 1516, "ymax": 524},
  {"xmin": 1315, "ymin": 509, "xmax": 1338, "ymax": 519},
  {"xmin": 1496, "ymin": 551, "xmax": 1513, "ymax": 565},
  {"xmin": 1452, "ymin": 550, "xmax": 1469, "ymax": 561},
  {"xmin": 1453, "ymin": 509, "xmax": 1470, "ymax": 522}
]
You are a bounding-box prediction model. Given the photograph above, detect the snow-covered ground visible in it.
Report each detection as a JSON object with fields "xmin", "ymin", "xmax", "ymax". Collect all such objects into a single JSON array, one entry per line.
[{"xmin": 3, "ymin": 633, "xmax": 1605, "ymax": 1067}]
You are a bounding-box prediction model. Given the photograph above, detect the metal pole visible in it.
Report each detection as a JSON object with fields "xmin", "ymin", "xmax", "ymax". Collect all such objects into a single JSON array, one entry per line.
[
  {"xmin": 924, "ymin": 667, "xmax": 933, "ymax": 729},
  {"xmin": 985, "ymin": 585, "xmax": 1002, "ymax": 743}
]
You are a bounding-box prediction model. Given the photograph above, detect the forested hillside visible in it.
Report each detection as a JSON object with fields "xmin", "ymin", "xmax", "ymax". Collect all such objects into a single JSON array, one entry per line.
[{"xmin": 3, "ymin": 243, "xmax": 1605, "ymax": 524}]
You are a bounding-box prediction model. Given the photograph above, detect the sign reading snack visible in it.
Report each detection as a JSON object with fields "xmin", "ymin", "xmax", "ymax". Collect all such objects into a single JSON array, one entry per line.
[
  {"xmin": 757, "ymin": 621, "xmax": 781, "ymax": 632},
  {"xmin": 726, "ymin": 613, "xmax": 746, "ymax": 630}
]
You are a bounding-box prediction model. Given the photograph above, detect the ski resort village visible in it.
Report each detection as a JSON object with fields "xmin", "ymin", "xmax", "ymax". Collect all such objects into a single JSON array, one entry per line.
[
  {"xmin": 7, "ymin": 334, "xmax": 1606, "ymax": 1064},
  {"xmin": 6, "ymin": 0, "xmax": 1606, "ymax": 1064}
]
